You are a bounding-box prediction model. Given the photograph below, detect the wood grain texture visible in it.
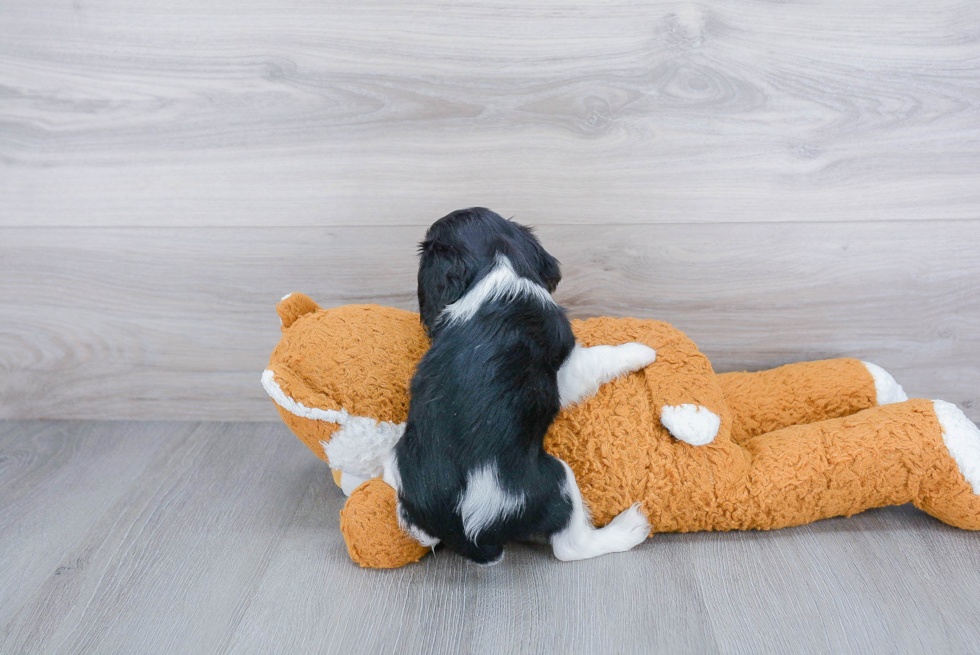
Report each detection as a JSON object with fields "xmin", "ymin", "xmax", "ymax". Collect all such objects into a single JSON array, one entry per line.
[
  {"xmin": 2, "ymin": 221, "xmax": 978, "ymax": 421},
  {"xmin": 0, "ymin": 420, "xmax": 316, "ymax": 654},
  {"xmin": 690, "ymin": 511, "xmax": 980, "ymax": 654},
  {"xmin": 3, "ymin": 420, "xmax": 980, "ymax": 654},
  {"xmin": 1, "ymin": 1, "xmax": 979, "ymax": 227},
  {"xmin": 0, "ymin": 421, "xmax": 178, "ymax": 629}
]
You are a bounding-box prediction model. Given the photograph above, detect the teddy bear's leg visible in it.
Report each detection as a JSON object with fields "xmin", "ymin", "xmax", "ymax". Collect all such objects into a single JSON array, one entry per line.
[
  {"xmin": 735, "ymin": 398, "xmax": 980, "ymax": 531},
  {"xmin": 717, "ymin": 358, "xmax": 907, "ymax": 445},
  {"xmin": 916, "ymin": 401, "xmax": 980, "ymax": 529},
  {"xmin": 557, "ymin": 343, "xmax": 657, "ymax": 408}
]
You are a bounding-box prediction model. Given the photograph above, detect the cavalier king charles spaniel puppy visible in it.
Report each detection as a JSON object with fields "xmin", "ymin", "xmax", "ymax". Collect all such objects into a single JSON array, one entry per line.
[{"xmin": 384, "ymin": 208, "xmax": 656, "ymax": 564}]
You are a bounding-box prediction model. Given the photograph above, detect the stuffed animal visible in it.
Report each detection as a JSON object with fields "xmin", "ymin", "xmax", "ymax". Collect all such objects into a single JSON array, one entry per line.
[{"xmin": 262, "ymin": 293, "xmax": 980, "ymax": 568}]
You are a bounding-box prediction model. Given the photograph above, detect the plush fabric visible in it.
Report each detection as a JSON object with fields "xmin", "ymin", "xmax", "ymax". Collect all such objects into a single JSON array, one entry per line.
[
  {"xmin": 265, "ymin": 294, "xmax": 980, "ymax": 568},
  {"xmin": 339, "ymin": 478, "xmax": 429, "ymax": 568}
]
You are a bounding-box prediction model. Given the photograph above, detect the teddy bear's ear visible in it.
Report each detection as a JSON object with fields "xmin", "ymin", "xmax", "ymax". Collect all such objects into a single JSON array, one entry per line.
[
  {"xmin": 339, "ymin": 478, "xmax": 431, "ymax": 568},
  {"xmin": 277, "ymin": 292, "xmax": 321, "ymax": 330}
]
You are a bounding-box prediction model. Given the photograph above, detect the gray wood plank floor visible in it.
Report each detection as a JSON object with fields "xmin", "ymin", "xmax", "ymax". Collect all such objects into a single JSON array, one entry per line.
[{"xmin": 3, "ymin": 420, "xmax": 979, "ymax": 654}]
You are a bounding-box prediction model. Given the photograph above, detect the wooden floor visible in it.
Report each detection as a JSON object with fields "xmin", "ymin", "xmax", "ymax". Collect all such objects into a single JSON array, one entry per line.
[{"xmin": 3, "ymin": 420, "xmax": 980, "ymax": 654}]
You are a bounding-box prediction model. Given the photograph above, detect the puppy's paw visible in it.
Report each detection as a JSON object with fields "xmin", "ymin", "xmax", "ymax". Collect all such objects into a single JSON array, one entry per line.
[
  {"xmin": 615, "ymin": 342, "xmax": 657, "ymax": 372},
  {"xmin": 559, "ymin": 343, "xmax": 656, "ymax": 408},
  {"xmin": 601, "ymin": 503, "xmax": 650, "ymax": 552},
  {"xmin": 660, "ymin": 404, "xmax": 720, "ymax": 446}
]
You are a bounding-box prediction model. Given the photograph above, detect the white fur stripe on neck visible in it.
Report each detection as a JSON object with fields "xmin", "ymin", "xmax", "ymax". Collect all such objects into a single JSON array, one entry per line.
[
  {"xmin": 261, "ymin": 368, "xmax": 405, "ymax": 478},
  {"xmin": 439, "ymin": 254, "xmax": 555, "ymax": 326}
]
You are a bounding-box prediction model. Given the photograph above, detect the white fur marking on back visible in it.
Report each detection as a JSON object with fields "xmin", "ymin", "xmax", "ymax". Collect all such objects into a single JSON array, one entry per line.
[
  {"xmin": 439, "ymin": 254, "xmax": 555, "ymax": 325},
  {"xmin": 660, "ymin": 404, "xmax": 720, "ymax": 446},
  {"xmin": 934, "ymin": 400, "xmax": 980, "ymax": 495},
  {"xmin": 862, "ymin": 361, "xmax": 908, "ymax": 405},
  {"xmin": 558, "ymin": 343, "xmax": 657, "ymax": 408},
  {"xmin": 261, "ymin": 368, "xmax": 404, "ymax": 478},
  {"xmin": 457, "ymin": 462, "xmax": 526, "ymax": 541},
  {"xmin": 550, "ymin": 459, "xmax": 649, "ymax": 561}
]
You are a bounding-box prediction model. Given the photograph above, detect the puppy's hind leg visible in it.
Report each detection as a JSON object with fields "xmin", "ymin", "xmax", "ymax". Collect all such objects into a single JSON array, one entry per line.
[
  {"xmin": 557, "ymin": 343, "xmax": 657, "ymax": 408},
  {"xmin": 550, "ymin": 460, "xmax": 650, "ymax": 561}
]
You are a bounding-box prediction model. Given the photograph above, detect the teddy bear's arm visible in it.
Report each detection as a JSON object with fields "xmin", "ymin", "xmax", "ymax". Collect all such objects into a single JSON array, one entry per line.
[
  {"xmin": 643, "ymin": 331, "xmax": 727, "ymax": 447},
  {"xmin": 558, "ymin": 343, "xmax": 657, "ymax": 408},
  {"xmin": 568, "ymin": 317, "xmax": 728, "ymax": 447}
]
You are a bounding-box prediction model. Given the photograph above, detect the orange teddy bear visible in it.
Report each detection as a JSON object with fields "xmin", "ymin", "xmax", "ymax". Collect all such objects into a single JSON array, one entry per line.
[{"xmin": 263, "ymin": 294, "xmax": 980, "ymax": 568}]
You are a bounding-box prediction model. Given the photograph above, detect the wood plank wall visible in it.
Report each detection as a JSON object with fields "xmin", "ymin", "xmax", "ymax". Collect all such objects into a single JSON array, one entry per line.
[{"xmin": 2, "ymin": 1, "xmax": 978, "ymax": 421}]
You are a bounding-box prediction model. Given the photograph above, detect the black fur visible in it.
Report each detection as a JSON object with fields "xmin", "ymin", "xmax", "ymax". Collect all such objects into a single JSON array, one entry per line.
[
  {"xmin": 394, "ymin": 208, "xmax": 575, "ymax": 564},
  {"xmin": 417, "ymin": 208, "xmax": 562, "ymax": 335}
]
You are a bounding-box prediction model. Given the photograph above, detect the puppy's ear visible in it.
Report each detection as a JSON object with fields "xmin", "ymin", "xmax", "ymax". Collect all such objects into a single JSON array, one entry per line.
[
  {"xmin": 515, "ymin": 225, "xmax": 562, "ymax": 293},
  {"xmin": 535, "ymin": 248, "xmax": 562, "ymax": 293},
  {"xmin": 417, "ymin": 239, "xmax": 472, "ymax": 333}
]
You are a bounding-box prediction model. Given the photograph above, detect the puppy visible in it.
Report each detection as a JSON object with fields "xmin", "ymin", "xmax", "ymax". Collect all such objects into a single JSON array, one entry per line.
[{"xmin": 384, "ymin": 208, "xmax": 656, "ymax": 564}]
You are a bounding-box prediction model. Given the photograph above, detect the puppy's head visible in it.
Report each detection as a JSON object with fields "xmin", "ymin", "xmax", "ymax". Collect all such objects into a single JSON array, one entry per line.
[{"xmin": 417, "ymin": 207, "xmax": 561, "ymax": 333}]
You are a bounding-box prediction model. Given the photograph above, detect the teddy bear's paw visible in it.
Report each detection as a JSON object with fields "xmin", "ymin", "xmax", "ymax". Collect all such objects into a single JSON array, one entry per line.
[
  {"xmin": 660, "ymin": 404, "xmax": 720, "ymax": 446},
  {"xmin": 600, "ymin": 503, "xmax": 651, "ymax": 552},
  {"xmin": 862, "ymin": 362, "xmax": 908, "ymax": 405},
  {"xmin": 934, "ymin": 400, "xmax": 980, "ymax": 495}
]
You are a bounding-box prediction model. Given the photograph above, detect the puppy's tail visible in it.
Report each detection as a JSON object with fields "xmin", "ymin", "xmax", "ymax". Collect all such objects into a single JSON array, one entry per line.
[{"xmin": 276, "ymin": 292, "xmax": 321, "ymax": 330}]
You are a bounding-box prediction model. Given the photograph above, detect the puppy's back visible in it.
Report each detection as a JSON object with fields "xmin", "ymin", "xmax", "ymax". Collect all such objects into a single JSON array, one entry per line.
[{"xmin": 395, "ymin": 288, "xmax": 574, "ymax": 554}]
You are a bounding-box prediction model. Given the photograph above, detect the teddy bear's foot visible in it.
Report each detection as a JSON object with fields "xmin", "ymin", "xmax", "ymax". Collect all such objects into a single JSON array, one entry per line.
[
  {"xmin": 862, "ymin": 362, "xmax": 908, "ymax": 405},
  {"xmin": 340, "ymin": 478, "xmax": 432, "ymax": 568},
  {"xmin": 934, "ymin": 400, "xmax": 980, "ymax": 495},
  {"xmin": 915, "ymin": 400, "xmax": 980, "ymax": 531},
  {"xmin": 660, "ymin": 404, "xmax": 721, "ymax": 446}
]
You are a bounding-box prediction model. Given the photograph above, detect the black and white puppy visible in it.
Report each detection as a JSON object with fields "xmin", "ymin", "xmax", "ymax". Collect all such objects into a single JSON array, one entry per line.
[{"xmin": 383, "ymin": 208, "xmax": 656, "ymax": 565}]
